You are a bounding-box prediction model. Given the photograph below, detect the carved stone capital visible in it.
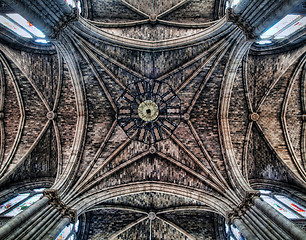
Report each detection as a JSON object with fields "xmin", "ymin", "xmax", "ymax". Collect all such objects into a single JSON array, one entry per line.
[
  {"xmin": 226, "ymin": 190, "xmax": 260, "ymax": 224},
  {"xmin": 227, "ymin": 8, "xmax": 256, "ymax": 40},
  {"xmin": 43, "ymin": 189, "xmax": 77, "ymax": 222},
  {"xmin": 50, "ymin": 8, "xmax": 78, "ymax": 39}
]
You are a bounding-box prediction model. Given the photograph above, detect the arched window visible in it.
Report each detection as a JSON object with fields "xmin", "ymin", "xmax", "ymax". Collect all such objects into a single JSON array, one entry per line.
[
  {"xmin": 0, "ymin": 0, "xmax": 82, "ymax": 44},
  {"xmin": 0, "ymin": 188, "xmax": 45, "ymax": 217},
  {"xmin": 0, "ymin": 14, "xmax": 48, "ymax": 43},
  {"xmin": 55, "ymin": 219, "xmax": 79, "ymax": 240},
  {"xmin": 0, "ymin": 188, "xmax": 79, "ymax": 240},
  {"xmin": 256, "ymin": 1, "xmax": 306, "ymax": 45},
  {"xmin": 225, "ymin": 223, "xmax": 246, "ymax": 240},
  {"xmin": 225, "ymin": 0, "xmax": 242, "ymax": 12},
  {"xmin": 65, "ymin": 0, "xmax": 82, "ymax": 14},
  {"xmin": 258, "ymin": 15, "xmax": 306, "ymax": 44},
  {"xmin": 259, "ymin": 190, "xmax": 306, "ymax": 219}
]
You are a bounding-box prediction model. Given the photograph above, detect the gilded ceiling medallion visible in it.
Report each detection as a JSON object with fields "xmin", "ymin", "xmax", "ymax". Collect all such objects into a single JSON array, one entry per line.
[{"xmin": 117, "ymin": 80, "xmax": 181, "ymax": 144}]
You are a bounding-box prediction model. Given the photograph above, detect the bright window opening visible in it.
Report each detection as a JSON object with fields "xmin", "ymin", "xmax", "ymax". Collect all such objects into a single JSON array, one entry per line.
[
  {"xmin": 6, "ymin": 14, "xmax": 45, "ymax": 38},
  {"xmin": 260, "ymin": 190, "xmax": 306, "ymax": 219},
  {"xmin": 274, "ymin": 17, "xmax": 306, "ymax": 39},
  {"xmin": 225, "ymin": 0, "xmax": 241, "ymax": 12},
  {"xmin": 56, "ymin": 224, "xmax": 73, "ymax": 240},
  {"xmin": 261, "ymin": 15, "xmax": 300, "ymax": 39},
  {"xmin": 257, "ymin": 40, "xmax": 272, "ymax": 45},
  {"xmin": 261, "ymin": 195, "xmax": 299, "ymax": 219},
  {"xmin": 0, "ymin": 1, "xmax": 82, "ymax": 44},
  {"xmin": 259, "ymin": 190, "xmax": 271, "ymax": 194},
  {"xmin": 65, "ymin": 0, "xmax": 82, "ymax": 14},
  {"xmin": 257, "ymin": 14, "xmax": 306, "ymax": 45},
  {"xmin": 225, "ymin": 223, "xmax": 246, "ymax": 240},
  {"xmin": 0, "ymin": 188, "xmax": 45, "ymax": 217},
  {"xmin": 0, "ymin": 14, "xmax": 49, "ymax": 44},
  {"xmin": 55, "ymin": 220, "xmax": 79, "ymax": 240},
  {"xmin": 35, "ymin": 39, "xmax": 49, "ymax": 44},
  {"xmin": 231, "ymin": 0, "xmax": 241, "ymax": 8},
  {"xmin": 0, "ymin": 193, "xmax": 30, "ymax": 214},
  {"xmin": 5, "ymin": 194, "xmax": 43, "ymax": 217},
  {"xmin": 33, "ymin": 188, "xmax": 46, "ymax": 193},
  {"xmin": 0, "ymin": 15, "xmax": 32, "ymax": 38},
  {"xmin": 65, "ymin": 0, "xmax": 76, "ymax": 8},
  {"xmin": 274, "ymin": 195, "xmax": 306, "ymax": 218}
]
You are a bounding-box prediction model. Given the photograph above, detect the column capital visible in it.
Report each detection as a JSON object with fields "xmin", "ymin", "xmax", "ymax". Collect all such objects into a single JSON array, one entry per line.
[
  {"xmin": 226, "ymin": 8, "xmax": 256, "ymax": 40},
  {"xmin": 51, "ymin": 8, "xmax": 78, "ymax": 39},
  {"xmin": 226, "ymin": 190, "xmax": 260, "ymax": 224},
  {"xmin": 43, "ymin": 189, "xmax": 77, "ymax": 222}
]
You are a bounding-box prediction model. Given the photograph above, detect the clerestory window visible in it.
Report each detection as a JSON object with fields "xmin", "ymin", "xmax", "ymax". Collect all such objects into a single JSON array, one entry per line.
[
  {"xmin": 225, "ymin": 0, "xmax": 241, "ymax": 12},
  {"xmin": 0, "ymin": 188, "xmax": 45, "ymax": 217},
  {"xmin": 225, "ymin": 223, "xmax": 246, "ymax": 240},
  {"xmin": 65, "ymin": 0, "xmax": 82, "ymax": 14},
  {"xmin": 0, "ymin": 14, "xmax": 48, "ymax": 43},
  {"xmin": 259, "ymin": 190, "xmax": 306, "ymax": 219},
  {"xmin": 257, "ymin": 15, "xmax": 306, "ymax": 44},
  {"xmin": 224, "ymin": 1, "xmax": 305, "ymax": 45},
  {"xmin": 55, "ymin": 219, "xmax": 79, "ymax": 240},
  {"xmin": 0, "ymin": 188, "xmax": 79, "ymax": 240},
  {"xmin": 0, "ymin": 0, "xmax": 82, "ymax": 44}
]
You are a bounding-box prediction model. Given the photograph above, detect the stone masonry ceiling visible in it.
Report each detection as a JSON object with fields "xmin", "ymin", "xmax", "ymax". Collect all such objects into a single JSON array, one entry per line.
[{"xmin": 0, "ymin": 0, "xmax": 305, "ymax": 239}]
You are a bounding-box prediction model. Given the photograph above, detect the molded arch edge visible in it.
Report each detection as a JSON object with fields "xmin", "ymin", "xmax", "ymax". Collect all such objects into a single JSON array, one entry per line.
[{"xmin": 70, "ymin": 182, "xmax": 233, "ymax": 217}]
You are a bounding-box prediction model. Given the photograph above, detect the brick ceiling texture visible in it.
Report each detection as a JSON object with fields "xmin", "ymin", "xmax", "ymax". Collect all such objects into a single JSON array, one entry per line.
[{"xmin": 0, "ymin": 0, "xmax": 305, "ymax": 239}]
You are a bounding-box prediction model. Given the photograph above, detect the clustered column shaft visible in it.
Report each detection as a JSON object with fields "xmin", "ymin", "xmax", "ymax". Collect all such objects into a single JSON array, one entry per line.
[
  {"xmin": 230, "ymin": 197, "xmax": 306, "ymax": 240},
  {"xmin": 0, "ymin": 189, "xmax": 76, "ymax": 240}
]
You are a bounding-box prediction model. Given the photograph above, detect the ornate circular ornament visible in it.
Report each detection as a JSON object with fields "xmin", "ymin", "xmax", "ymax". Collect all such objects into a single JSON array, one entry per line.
[
  {"xmin": 117, "ymin": 80, "xmax": 181, "ymax": 144},
  {"xmin": 138, "ymin": 100, "xmax": 159, "ymax": 122}
]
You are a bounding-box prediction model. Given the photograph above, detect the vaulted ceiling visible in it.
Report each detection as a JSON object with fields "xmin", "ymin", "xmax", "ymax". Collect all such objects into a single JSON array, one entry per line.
[{"xmin": 0, "ymin": 0, "xmax": 305, "ymax": 239}]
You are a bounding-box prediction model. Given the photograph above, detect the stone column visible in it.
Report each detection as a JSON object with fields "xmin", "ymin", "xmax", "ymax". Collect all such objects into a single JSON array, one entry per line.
[
  {"xmin": 226, "ymin": 191, "xmax": 306, "ymax": 240},
  {"xmin": 227, "ymin": 191, "xmax": 264, "ymax": 239},
  {"xmin": 0, "ymin": 197, "xmax": 49, "ymax": 239},
  {"xmin": 2, "ymin": 0, "xmax": 78, "ymax": 39},
  {"xmin": 0, "ymin": 189, "xmax": 77, "ymax": 240},
  {"xmin": 45, "ymin": 217, "xmax": 71, "ymax": 240},
  {"xmin": 254, "ymin": 197, "xmax": 306, "ymax": 240},
  {"xmin": 226, "ymin": 8, "xmax": 255, "ymax": 40},
  {"xmin": 254, "ymin": 0, "xmax": 304, "ymax": 36},
  {"xmin": 232, "ymin": 218, "xmax": 260, "ymax": 240},
  {"xmin": 227, "ymin": 192, "xmax": 306, "ymax": 240}
]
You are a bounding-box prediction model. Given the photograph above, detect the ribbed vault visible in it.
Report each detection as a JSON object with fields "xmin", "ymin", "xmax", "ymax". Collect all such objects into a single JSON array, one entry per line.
[{"xmin": 0, "ymin": 0, "xmax": 305, "ymax": 239}]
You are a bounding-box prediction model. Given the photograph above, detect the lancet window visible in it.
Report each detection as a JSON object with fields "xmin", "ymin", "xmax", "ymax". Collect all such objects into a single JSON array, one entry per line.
[
  {"xmin": 55, "ymin": 219, "xmax": 79, "ymax": 240},
  {"xmin": 259, "ymin": 190, "xmax": 306, "ymax": 219},
  {"xmin": 0, "ymin": 0, "xmax": 81, "ymax": 44},
  {"xmin": 0, "ymin": 14, "xmax": 48, "ymax": 43},
  {"xmin": 225, "ymin": 223, "xmax": 246, "ymax": 240},
  {"xmin": 258, "ymin": 14, "xmax": 306, "ymax": 44},
  {"xmin": 0, "ymin": 188, "xmax": 45, "ymax": 217}
]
